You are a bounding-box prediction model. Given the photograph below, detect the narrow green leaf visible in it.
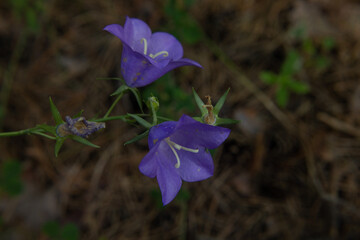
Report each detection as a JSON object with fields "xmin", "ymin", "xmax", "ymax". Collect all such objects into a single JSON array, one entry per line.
[
  {"xmin": 71, "ymin": 135, "xmax": 100, "ymax": 148},
  {"xmin": 37, "ymin": 124, "xmax": 56, "ymax": 135},
  {"xmin": 214, "ymin": 88, "xmax": 230, "ymax": 115},
  {"xmin": 192, "ymin": 88, "xmax": 207, "ymax": 115},
  {"xmin": 128, "ymin": 87, "xmax": 143, "ymax": 112},
  {"xmin": 215, "ymin": 117, "xmax": 239, "ymax": 126},
  {"xmin": 124, "ymin": 130, "xmax": 149, "ymax": 146},
  {"xmin": 111, "ymin": 84, "xmax": 129, "ymax": 96},
  {"xmin": 73, "ymin": 110, "xmax": 84, "ymax": 118},
  {"xmin": 127, "ymin": 113, "xmax": 152, "ymax": 129},
  {"xmin": 55, "ymin": 137, "xmax": 65, "ymax": 157},
  {"xmin": 49, "ymin": 97, "xmax": 63, "ymax": 125}
]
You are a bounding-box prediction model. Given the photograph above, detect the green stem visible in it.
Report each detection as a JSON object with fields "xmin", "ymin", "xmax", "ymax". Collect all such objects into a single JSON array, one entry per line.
[
  {"xmin": 95, "ymin": 115, "xmax": 127, "ymax": 122},
  {"xmin": 103, "ymin": 92, "xmax": 123, "ymax": 118},
  {"xmin": 0, "ymin": 127, "xmax": 39, "ymax": 137}
]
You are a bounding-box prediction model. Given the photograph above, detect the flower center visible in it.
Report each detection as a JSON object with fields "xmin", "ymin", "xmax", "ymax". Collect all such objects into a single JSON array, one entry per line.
[
  {"xmin": 141, "ymin": 38, "xmax": 169, "ymax": 59},
  {"xmin": 165, "ymin": 137, "xmax": 199, "ymax": 168}
]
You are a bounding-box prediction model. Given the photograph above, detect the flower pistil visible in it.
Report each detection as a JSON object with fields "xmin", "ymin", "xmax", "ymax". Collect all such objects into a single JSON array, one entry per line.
[
  {"xmin": 165, "ymin": 137, "xmax": 199, "ymax": 168},
  {"xmin": 140, "ymin": 38, "xmax": 169, "ymax": 59}
]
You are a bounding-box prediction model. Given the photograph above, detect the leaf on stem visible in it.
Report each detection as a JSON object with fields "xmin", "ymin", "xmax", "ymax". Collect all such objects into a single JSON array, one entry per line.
[
  {"xmin": 214, "ymin": 88, "xmax": 230, "ymax": 115},
  {"xmin": 124, "ymin": 130, "xmax": 149, "ymax": 146},
  {"xmin": 127, "ymin": 113, "xmax": 152, "ymax": 129},
  {"xmin": 192, "ymin": 88, "xmax": 207, "ymax": 116},
  {"xmin": 49, "ymin": 97, "xmax": 63, "ymax": 125}
]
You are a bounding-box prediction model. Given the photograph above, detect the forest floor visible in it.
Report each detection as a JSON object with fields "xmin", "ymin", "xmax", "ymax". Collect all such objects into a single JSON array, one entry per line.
[{"xmin": 1, "ymin": 0, "xmax": 360, "ymax": 239}]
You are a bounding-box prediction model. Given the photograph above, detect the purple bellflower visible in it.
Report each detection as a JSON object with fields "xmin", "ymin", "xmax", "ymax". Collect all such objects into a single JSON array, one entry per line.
[
  {"xmin": 104, "ymin": 17, "xmax": 202, "ymax": 87},
  {"xmin": 139, "ymin": 114, "xmax": 230, "ymax": 205},
  {"xmin": 56, "ymin": 116, "xmax": 105, "ymax": 138}
]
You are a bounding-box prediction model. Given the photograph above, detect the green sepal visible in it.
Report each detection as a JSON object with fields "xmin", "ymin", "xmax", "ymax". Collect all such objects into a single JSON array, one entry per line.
[
  {"xmin": 36, "ymin": 124, "xmax": 56, "ymax": 135},
  {"xmin": 192, "ymin": 88, "xmax": 207, "ymax": 116},
  {"xmin": 72, "ymin": 110, "xmax": 84, "ymax": 118},
  {"xmin": 127, "ymin": 113, "xmax": 152, "ymax": 129},
  {"xmin": 214, "ymin": 88, "xmax": 230, "ymax": 115},
  {"xmin": 49, "ymin": 97, "xmax": 63, "ymax": 125},
  {"xmin": 54, "ymin": 137, "xmax": 66, "ymax": 157},
  {"xmin": 111, "ymin": 85, "xmax": 143, "ymax": 112},
  {"xmin": 192, "ymin": 117, "xmax": 202, "ymax": 123},
  {"xmin": 124, "ymin": 130, "xmax": 149, "ymax": 146},
  {"xmin": 215, "ymin": 117, "xmax": 239, "ymax": 126},
  {"xmin": 70, "ymin": 135, "xmax": 100, "ymax": 148},
  {"xmin": 111, "ymin": 84, "xmax": 128, "ymax": 96}
]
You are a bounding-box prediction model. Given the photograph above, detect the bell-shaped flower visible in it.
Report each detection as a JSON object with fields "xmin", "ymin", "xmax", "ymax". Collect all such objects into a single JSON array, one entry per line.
[
  {"xmin": 104, "ymin": 17, "xmax": 202, "ymax": 87},
  {"xmin": 139, "ymin": 114, "xmax": 230, "ymax": 205}
]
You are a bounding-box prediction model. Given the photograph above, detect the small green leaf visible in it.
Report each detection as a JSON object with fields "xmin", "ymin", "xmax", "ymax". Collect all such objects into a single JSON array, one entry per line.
[
  {"xmin": 281, "ymin": 50, "xmax": 302, "ymax": 76},
  {"xmin": 70, "ymin": 135, "xmax": 100, "ymax": 148},
  {"xmin": 276, "ymin": 86, "xmax": 289, "ymax": 107},
  {"xmin": 55, "ymin": 137, "xmax": 66, "ymax": 157},
  {"xmin": 60, "ymin": 223, "xmax": 79, "ymax": 240},
  {"xmin": 124, "ymin": 130, "xmax": 149, "ymax": 146},
  {"xmin": 214, "ymin": 88, "xmax": 230, "ymax": 115},
  {"xmin": 192, "ymin": 88, "xmax": 207, "ymax": 116},
  {"xmin": 287, "ymin": 81, "xmax": 310, "ymax": 94},
  {"xmin": 49, "ymin": 97, "xmax": 63, "ymax": 125},
  {"xmin": 127, "ymin": 113, "xmax": 152, "ymax": 129},
  {"xmin": 260, "ymin": 71, "xmax": 277, "ymax": 84}
]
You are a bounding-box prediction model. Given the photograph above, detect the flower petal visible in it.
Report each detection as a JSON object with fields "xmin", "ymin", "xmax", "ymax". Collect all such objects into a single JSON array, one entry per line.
[
  {"xmin": 156, "ymin": 155, "xmax": 182, "ymax": 205},
  {"xmin": 139, "ymin": 144, "xmax": 159, "ymax": 178},
  {"xmin": 176, "ymin": 148, "xmax": 214, "ymax": 182},
  {"xmin": 124, "ymin": 17, "xmax": 152, "ymax": 53},
  {"xmin": 148, "ymin": 32, "xmax": 183, "ymax": 61},
  {"xmin": 172, "ymin": 115, "xmax": 231, "ymax": 149},
  {"xmin": 148, "ymin": 121, "xmax": 177, "ymax": 149},
  {"xmin": 103, "ymin": 24, "xmax": 126, "ymax": 43}
]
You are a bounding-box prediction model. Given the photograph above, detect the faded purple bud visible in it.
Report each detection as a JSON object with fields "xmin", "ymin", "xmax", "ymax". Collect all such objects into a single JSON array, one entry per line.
[{"xmin": 56, "ymin": 116, "xmax": 105, "ymax": 138}]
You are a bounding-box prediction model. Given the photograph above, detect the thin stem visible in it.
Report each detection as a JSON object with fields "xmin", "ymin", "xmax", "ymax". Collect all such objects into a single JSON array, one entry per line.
[
  {"xmin": 0, "ymin": 127, "xmax": 39, "ymax": 137},
  {"xmin": 103, "ymin": 92, "xmax": 123, "ymax": 118},
  {"xmin": 95, "ymin": 115, "xmax": 127, "ymax": 122}
]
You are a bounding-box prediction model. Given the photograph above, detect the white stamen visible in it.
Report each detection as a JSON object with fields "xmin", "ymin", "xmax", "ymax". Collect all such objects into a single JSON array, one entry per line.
[
  {"xmin": 165, "ymin": 138, "xmax": 199, "ymax": 168},
  {"xmin": 149, "ymin": 51, "xmax": 169, "ymax": 59},
  {"xmin": 167, "ymin": 141, "xmax": 181, "ymax": 168},
  {"xmin": 141, "ymin": 38, "xmax": 148, "ymax": 55},
  {"xmin": 140, "ymin": 38, "xmax": 169, "ymax": 59}
]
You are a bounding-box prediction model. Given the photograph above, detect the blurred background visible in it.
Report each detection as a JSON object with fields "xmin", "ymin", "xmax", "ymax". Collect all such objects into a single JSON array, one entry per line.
[{"xmin": 1, "ymin": 0, "xmax": 360, "ymax": 239}]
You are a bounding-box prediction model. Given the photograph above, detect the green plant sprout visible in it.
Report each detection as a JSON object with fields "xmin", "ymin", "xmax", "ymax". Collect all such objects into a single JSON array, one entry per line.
[{"xmin": 260, "ymin": 49, "xmax": 310, "ymax": 107}]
